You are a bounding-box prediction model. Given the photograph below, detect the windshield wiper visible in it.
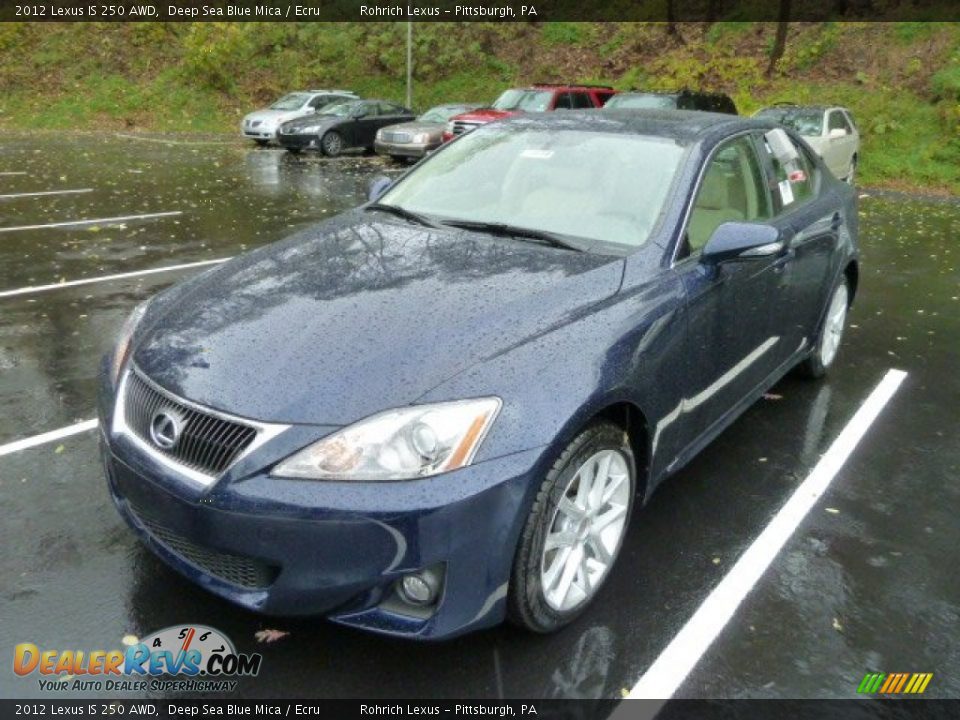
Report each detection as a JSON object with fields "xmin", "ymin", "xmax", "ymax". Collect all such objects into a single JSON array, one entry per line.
[
  {"xmin": 365, "ymin": 203, "xmax": 440, "ymax": 228},
  {"xmin": 439, "ymin": 219, "xmax": 585, "ymax": 252}
]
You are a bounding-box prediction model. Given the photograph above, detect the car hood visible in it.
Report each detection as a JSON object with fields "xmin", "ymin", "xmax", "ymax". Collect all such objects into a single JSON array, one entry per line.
[
  {"xmin": 245, "ymin": 109, "xmax": 300, "ymax": 124},
  {"xmin": 134, "ymin": 214, "xmax": 624, "ymax": 426},
  {"xmin": 454, "ymin": 109, "xmax": 517, "ymax": 123},
  {"xmin": 383, "ymin": 121, "xmax": 444, "ymax": 135},
  {"xmin": 282, "ymin": 114, "xmax": 341, "ymax": 131}
]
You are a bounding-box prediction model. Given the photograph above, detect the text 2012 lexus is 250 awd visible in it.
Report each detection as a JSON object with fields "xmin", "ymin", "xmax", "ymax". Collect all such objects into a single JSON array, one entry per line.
[{"xmin": 99, "ymin": 110, "xmax": 858, "ymax": 640}]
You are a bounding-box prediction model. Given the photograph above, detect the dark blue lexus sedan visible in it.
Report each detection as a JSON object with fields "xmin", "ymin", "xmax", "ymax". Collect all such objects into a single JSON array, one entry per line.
[{"xmin": 100, "ymin": 110, "xmax": 858, "ymax": 639}]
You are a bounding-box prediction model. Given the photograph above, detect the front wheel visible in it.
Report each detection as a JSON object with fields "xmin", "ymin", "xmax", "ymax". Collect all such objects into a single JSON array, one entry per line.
[
  {"xmin": 320, "ymin": 131, "xmax": 343, "ymax": 157},
  {"xmin": 798, "ymin": 277, "xmax": 849, "ymax": 378},
  {"xmin": 508, "ymin": 423, "xmax": 635, "ymax": 633}
]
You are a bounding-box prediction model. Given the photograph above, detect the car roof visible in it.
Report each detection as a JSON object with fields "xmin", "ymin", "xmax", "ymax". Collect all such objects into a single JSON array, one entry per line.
[
  {"xmin": 308, "ymin": 89, "xmax": 357, "ymax": 95},
  {"xmin": 758, "ymin": 104, "xmax": 845, "ymax": 112},
  {"xmin": 494, "ymin": 108, "xmax": 776, "ymax": 144}
]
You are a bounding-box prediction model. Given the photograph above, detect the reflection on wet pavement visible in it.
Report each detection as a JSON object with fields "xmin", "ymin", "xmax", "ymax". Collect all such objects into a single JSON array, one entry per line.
[{"xmin": 1, "ymin": 134, "xmax": 958, "ymax": 700}]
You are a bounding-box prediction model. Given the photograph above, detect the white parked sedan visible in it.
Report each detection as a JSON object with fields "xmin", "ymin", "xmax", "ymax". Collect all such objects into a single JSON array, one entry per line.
[{"xmin": 755, "ymin": 104, "xmax": 860, "ymax": 184}]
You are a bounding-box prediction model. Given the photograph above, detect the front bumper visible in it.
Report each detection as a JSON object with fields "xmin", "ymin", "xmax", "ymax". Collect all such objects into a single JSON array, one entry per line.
[
  {"xmin": 98, "ymin": 368, "xmax": 543, "ymax": 640},
  {"xmin": 242, "ymin": 127, "xmax": 276, "ymax": 141},
  {"xmin": 374, "ymin": 139, "xmax": 437, "ymax": 158},
  {"xmin": 277, "ymin": 133, "xmax": 319, "ymax": 150}
]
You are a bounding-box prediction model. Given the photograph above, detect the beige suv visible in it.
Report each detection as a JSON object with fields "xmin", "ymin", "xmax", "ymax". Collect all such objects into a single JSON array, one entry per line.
[{"xmin": 755, "ymin": 104, "xmax": 860, "ymax": 184}]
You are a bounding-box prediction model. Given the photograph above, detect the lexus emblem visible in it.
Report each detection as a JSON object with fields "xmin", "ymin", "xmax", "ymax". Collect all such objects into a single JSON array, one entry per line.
[{"xmin": 149, "ymin": 409, "xmax": 183, "ymax": 450}]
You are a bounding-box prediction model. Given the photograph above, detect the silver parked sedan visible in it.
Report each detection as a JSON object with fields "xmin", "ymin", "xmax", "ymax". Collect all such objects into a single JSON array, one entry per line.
[
  {"xmin": 375, "ymin": 104, "xmax": 480, "ymax": 160},
  {"xmin": 754, "ymin": 104, "xmax": 861, "ymax": 184}
]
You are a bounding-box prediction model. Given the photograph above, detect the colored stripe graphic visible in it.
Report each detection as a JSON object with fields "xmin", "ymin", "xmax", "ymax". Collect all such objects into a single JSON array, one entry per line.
[{"xmin": 860, "ymin": 672, "xmax": 933, "ymax": 694}]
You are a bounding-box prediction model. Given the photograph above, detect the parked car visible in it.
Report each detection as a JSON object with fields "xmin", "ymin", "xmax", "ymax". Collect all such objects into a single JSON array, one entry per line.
[
  {"xmin": 754, "ymin": 104, "xmax": 860, "ymax": 184},
  {"xmin": 375, "ymin": 104, "xmax": 481, "ymax": 161},
  {"xmin": 277, "ymin": 99, "xmax": 415, "ymax": 157},
  {"xmin": 241, "ymin": 90, "xmax": 358, "ymax": 145},
  {"xmin": 442, "ymin": 84, "xmax": 617, "ymax": 142},
  {"xmin": 605, "ymin": 89, "xmax": 737, "ymax": 114},
  {"xmin": 101, "ymin": 110, "xmax": 858, "ymax": 640}
]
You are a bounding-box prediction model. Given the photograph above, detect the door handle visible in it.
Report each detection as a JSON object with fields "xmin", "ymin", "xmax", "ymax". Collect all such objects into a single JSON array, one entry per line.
[{"xmin": 831, "ymin": 213, "xmax": 843, "ymax": 231}]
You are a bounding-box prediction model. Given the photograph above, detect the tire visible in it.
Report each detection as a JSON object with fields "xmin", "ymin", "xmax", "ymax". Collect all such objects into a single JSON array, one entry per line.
[
  {"xmin": 508, "ymin": 422, "xmax": 636, "ymax": 633},
  {"xmin": 845, "ymin": 155, "xmax": 857, "ymax": 185},
  {"xmin": 320, "ymin": 131, "xmax": 343, "ymax": 157},
  {"xmin": 254, "ymin": 139, "xmax": 269, "ymax": 147},
  {"xmin": 798, "ymin": 277, "xmax": 850, "ymax": 379}
]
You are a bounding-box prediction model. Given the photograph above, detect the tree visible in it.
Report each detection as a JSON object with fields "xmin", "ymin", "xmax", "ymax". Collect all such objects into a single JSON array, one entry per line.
[{"xmin": 766, "ymin": 0, "xmax": 791, "ymax": 77}]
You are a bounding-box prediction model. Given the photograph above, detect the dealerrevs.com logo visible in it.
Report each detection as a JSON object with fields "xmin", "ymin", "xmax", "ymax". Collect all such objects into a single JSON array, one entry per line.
[{"xmin": 14, "ymin": 625, "xmax": 262, "ymax": 693}]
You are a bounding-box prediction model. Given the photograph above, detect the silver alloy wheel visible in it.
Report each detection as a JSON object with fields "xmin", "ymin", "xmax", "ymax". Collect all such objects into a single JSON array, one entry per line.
[
  {"xmin": 819, "ymin": 283, "xmax": 849, "ymax": 367},
  {"xmin": 323, "ymin": 132, "xmax": 342, "ymax": 155},
  {"xmin": 540, "ymin": 449, "xmax": 631, "ymax": 612}
]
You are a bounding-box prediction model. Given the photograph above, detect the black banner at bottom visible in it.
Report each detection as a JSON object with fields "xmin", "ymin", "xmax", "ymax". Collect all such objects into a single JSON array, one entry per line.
[{"xmin": 2, "ymin": 700, "xmax": 959, "ymax": 720}]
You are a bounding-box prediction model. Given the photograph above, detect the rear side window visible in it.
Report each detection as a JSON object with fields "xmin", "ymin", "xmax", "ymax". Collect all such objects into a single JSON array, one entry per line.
[
  {"xmin": 571, "ymin": 92, "xmax": 594, "ymax": 109},
  {"xmin": 760, "ymin": 135, "xmax": 818, "ymax": 211},
  {"xmin": 684, "ymin": 137, "xmax": 772, "ymax": 257},
  {"xmin": 828, "ymin": 111, "xmax": 852, "ymax": 133},
  {"xmin": 554, "ymin": 93, "xmax": 574, "ymax": 110}
]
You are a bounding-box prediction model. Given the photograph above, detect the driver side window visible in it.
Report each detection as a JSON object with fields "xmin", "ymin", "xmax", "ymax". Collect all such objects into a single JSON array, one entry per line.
[{"xmin": 682, "ymin": 137, "xmax": 771, "ymax": 259}]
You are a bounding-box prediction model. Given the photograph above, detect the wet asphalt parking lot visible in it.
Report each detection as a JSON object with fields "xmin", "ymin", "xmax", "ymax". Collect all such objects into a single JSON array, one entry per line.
[{"xmin": 1, "ymin": 133, "xmax": 958, "ymax": 702}]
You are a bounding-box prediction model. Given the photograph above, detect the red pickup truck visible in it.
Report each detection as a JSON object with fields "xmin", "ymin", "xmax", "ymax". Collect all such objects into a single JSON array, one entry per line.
[{"xmin": 442, "ymin": 84, "xmax": 617, "ymax": 142}]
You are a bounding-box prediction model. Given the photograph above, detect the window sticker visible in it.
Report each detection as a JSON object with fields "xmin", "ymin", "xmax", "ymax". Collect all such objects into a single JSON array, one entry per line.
[{"xmin": 778, "ymin": 179, "xmax": 795, "ymax": 205}]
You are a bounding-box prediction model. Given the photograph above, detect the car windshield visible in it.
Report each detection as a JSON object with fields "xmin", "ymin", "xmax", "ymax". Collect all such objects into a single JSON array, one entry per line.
[
  {"xmin": 492, "ymin": 90, "xmax": 554, "ymax": 112},
  {"xmin": 269, "ymin": 93, "xmax": 310, "ymax": 111},
  {"xmin": 606, "ymin": 93, "xmax": 678, "ymax": 110},
  {"xmin": 379, "ymin": 126, "xmax": 685, "ymax": 252},
  {"xmin": 321, "ymin": 102, "xmax": 359, "ymax": 117},
  {"xmin": 419, "ymin": 106, "xmax": 467, "ymax": 123},
  {"xmin": 757, "ymin": 107, "xmax": 824, "ymax": 135}
]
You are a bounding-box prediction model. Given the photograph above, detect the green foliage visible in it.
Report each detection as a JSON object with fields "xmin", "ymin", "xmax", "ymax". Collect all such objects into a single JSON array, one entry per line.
[
  {"xmin": 541, "ymin": 22, "xmax": 586, "ymax": 46},
  {"xmin": 705, "ymin": 22, "xmax": 754, "ymax": 46},
  {"xmin": 0, "ymin": 21, "xmax": 957, "ymax": 194}
]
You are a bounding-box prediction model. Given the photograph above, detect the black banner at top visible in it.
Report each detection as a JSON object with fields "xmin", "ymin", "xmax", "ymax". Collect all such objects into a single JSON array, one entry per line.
[{"xmin": 1, "ymin": 0, "xmax": 958, "ymax": 22}]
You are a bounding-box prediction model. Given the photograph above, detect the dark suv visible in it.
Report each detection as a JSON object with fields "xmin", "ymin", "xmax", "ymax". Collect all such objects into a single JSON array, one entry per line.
[
  {"xmin": 604, "ymin": 89, "xmax": 737, "ymax": 114},
  {"xmin": 442, "ymin": 84, "xmax": 618, "ymax": 142}
]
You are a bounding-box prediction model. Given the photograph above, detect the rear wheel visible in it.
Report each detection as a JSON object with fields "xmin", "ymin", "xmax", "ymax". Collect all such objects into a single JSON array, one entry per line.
[
  {"xmin": 508, "ymin": 423, "xmax": 635, "ymax": 633},
  {"xmin": 321, "ymin": 131, "xmax": 343, "ymax": 157},
  {"xmin": 798, "ymin": 277, "xmax": 849, "ymax": 378}
]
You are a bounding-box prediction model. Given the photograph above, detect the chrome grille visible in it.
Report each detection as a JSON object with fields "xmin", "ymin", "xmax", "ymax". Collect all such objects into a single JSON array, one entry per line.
[
  {"xmin": 452, "ymin": 120, "xmax": 482, "ymax": 136},
  {"xmin": 382, "ymin": 131, "xmax": 411, "ymax": 143},
  {"xmin": 130, "ymin": 504, "xmax": 277, "ymax": 590},
  {"xmin": 124, "ymin": 370, "xmax": 258, "ymax": 477}
]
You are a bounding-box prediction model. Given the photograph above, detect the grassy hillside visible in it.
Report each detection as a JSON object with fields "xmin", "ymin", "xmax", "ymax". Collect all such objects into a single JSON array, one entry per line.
[{"xmin": 0, "ymin": 21, "xmax": 958, "ymax": 193}]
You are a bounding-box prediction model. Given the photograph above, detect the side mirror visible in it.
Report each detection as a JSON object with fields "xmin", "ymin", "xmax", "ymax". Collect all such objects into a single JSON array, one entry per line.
[
  {"xmin": 352, "ymin": 108, "xmax": 369, "ymax": 119},
  {"xmin": 701, "ymin": 222, "xmax": 782, "ymax": 265},
  {"xmin": 367, "ymin": 176, "xmax": 393, "ymax": 202},
  {"xmin": 829, "ymin": 127, "xmax": 847, "ymax": 138}
]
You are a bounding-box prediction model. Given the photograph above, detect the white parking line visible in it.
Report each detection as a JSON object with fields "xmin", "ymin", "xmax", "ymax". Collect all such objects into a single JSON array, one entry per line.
[
  {"xmin": 0, "ymin": 211, "xmax": 182, "ymax": 233},
  {"xmin": 0, "ymin": 188, "xmax": 93, "ymax": 200},
  {"xmin": 0, "ymin": 258, "xmax": 230, "ymax": 299},
  {"xmin": 625, "ymin": 368, "xmax": 908, "ymax": 701},
  {"xmin": 0, "ymin": 419, "xmax": 98, "ymax": 458}
]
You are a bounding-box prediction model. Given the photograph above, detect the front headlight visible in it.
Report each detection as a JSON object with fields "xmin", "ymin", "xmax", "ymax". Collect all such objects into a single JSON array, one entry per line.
[
  {"xmin": 299, "ymin": 125, "xmax": 321, "ymax": 134},
  {"xmin": 110, "ymin": 302, "xmax": 148, "ymax": 384},
  {"xmin": 271, "ymin": 398, "xmax": 501, "ymax": 481}
]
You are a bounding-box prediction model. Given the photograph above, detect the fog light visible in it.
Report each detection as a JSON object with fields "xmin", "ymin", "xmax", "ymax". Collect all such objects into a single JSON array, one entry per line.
[{"xmin": 398, "ymin": 567, "xmax": 442, "ymax": 606}]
